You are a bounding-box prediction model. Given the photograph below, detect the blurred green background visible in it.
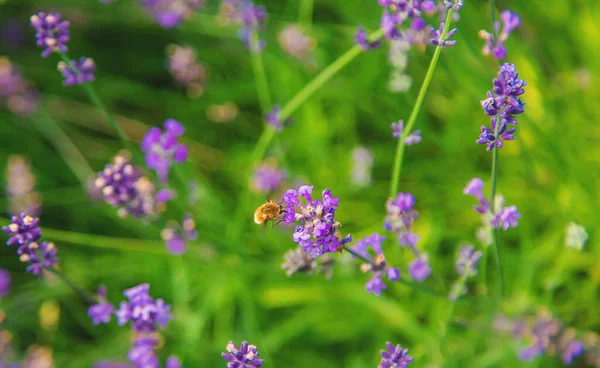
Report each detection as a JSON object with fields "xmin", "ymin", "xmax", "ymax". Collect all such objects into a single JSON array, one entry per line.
[{"xmin": 0, "ymin": 0, "xmax": 599, "ymax": 367}]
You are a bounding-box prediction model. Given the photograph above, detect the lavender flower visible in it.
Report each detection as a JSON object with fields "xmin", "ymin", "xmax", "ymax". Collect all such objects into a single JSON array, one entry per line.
[
  {"xmin": 165, "ymin": 356, "xmax": 181, "ymax": 368},
  {"xmin": 384, "ymin": 192, "xmax": 419, "ymax": 247},
  {"xmin": 141, "ymin": 119, "xmax": 188, "ymax": 182},
  {"xmin": 57, "ymin": 57, "xmax": 96, "ymax": 86},
  {"xmin": 166, "ymin": 44, "xmax": 207, "ymax": 96},
  {"xmin": 94, "ymin": 153, "xmax": 158, "ymax": 218},
  {"xmin": 0, "ymin": 58, "xmax": 39, "ymax": 116},
  {"xmin": 443, "ymin": 0, "xmax": 463, "ymax": 11},
  {"xmin": 565, "ymin": 222, "xmax": 588, "ymax": 251},
  {"xmin": 2, "ymin": 213, "xmax": 42, "ymax": 249},
  {"xmin": 351, "ymin": 233, "xmax": 400, "ymax": 296},
  {"xmin": 139, "ymin": 0, "xmax": 205, "ymax": 28},
  {"xmin": 391, "ymin": 120, "xmax": 421, "ymax": 145},
  {"xmin": 283, "ymin": 185, "xmax": 352, "ymax": 258},
  {"xmin": 477, "ymin": 63, "xmax": 526, "ymax": 151},
  {"xmin": 160, "ymin": 214, "xmax": 198, "ymax": 255},
  {"xmin": 282, "ymin": 248, "xmax": 319, "ymax": 277},
  {"xmin": 388, "ymin": 39, "xmax": 412, "ymax": 93},
  {"xmin": 30, "ymin": 12, "xmax": 70, "ymax": 57},
  {"xmin": 221, "ymin": 341, "xmax": 265, "ymax": 368},
  {"xmin": 251, "ymin": 160, "xmax": 286, "ymax": 194},
  {"xmin": 456, "ymin": 245, "xmax": 482, "ymax": 277},
  {"xmin": 265, "ymin": 105, "xmax": 292, "ymax": 131},
  {"xmin": 378, "ymin": 342, "xmax": 414, "ymax": 368},
  {"xmin": 463, "ymin": 178, "xmax": 521, "ymax": 231},
  {"xmin": 430, "ymin": 22, "xmax": 457, "ymax": 47},
  {"xmin": 355, "ymin": 26, "xmax": 380, "ymax": 51},
  {"xmin": 351, "ymin": 146, "xmax": 373, "ymax": 188},
  {"xmin": 278, "ymin": 25, "xmax": 314, "ymax": 60},
  {"xmin": 222, "ymin": 0, "xmax": 267, "ymax": 51},
  {"xmin": 0, "ymin": 269, "xmax": 10, "ymax": 298},
  {"xmin": 114, "ymin": 284, "xmax": 172, "ymax": 333},
  {"xmin": 5, "ymin": 155, "xmax": 42, "ymax": 216},
  {"xmin": 378, "ymin": 0, "xmax": 425, "ymax": 40},
  {"xmin": 479, "ymin": 10, "xmax": 520, "ymax": 59},
  {"xmin": 20, "ymin": 241, "xmax": 59, "ymax": 275},
  {"xmin": 88, "ymin": 286, "xmax": 114, "ymax": 325},
  {"xmin": 408, "ymin": 257, "xmax": 431, "ymax": 282},
  {"xmin": 128, "ymin": 336, "xmax": 159, "ymax": 368}
]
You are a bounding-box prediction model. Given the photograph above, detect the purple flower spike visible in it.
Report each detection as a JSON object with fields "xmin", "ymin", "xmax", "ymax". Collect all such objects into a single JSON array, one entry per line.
[
  {"xmin": 2, "ymin": 213, "xmax": 42, "ymax": 249},
  {"xmin": 21, "ymin": 241, "xmax": 59, "ymax": 275},
  {"xmin": 456, "ymin": 245, "xmax": 482, "ymax": 277},
  {"xmin": 561, "ymin": 340, "xmax": 584, "ymax": 365},
  {"xmin": 227, "ymin": 0, "xmax": 268, "ymax": 51},
  {"xmin": 265, "ymin": 105, "xmax": 292, "ymax": 131},
  {"xmin": 30, "ymin": 12, "xmax": 70, "ymax": 57},
  {"xmin": 221, "ymin": 341, "xmax": 265, "ymax": 368},
  {"xmin": 493, "ymin": 205, "xmax": 521, "ymax": 230},
  {"xmin": 381, "ymin": 10, "xmax": 401, "ymax": 40},
  {"xmin": 355, "ymin": 26, "xmax": 381, "ymax": 51},
  {"xmin": 0, "ymin": 268, "xmax": 11, "ymax": 298},
  {"xmin": 58, "ymin": 57, "xmax": 96, "ymax": 86},
  {"xmin": 385, "ymin": 192, "xmax": 420, "ymax": 249},
  {"xmin": 443, "ymin": 0, "xmax": 464, "ymax": 11},
  {"xmin": 430, "ymin": 22, "xmax": 458, "ymax": 47},
  {"xmin": 114, "ymin": 283, "xmax": 172, "ymax": 333},
  {"xmin": 409, "ymin": 257, "xmax": 431, "ymax": 282},
  {"xmin": 379, "ymin": 342, "xmax": 414, "ymax": 368},
  {"xmin": 141, "ymin": 119, "xmax": 188, "ymax": 182},
  {"xmin": 391, "ymin": 120, "xmax": 421, "ymax": 145},
  {"xmin": 463, "ymin": 178, "xmax": 521, "ymax": 231},
  {"xmin": 88, "ymin": 286, "xmax": 115, "ymax": 325},
  {"xmin": 251, "ymin": 160, "xmax": 286, "ymax": 194},
  {"xmin": 351, "ymin": 233, "xmax": 401, "ymax": 296},
  {"xmin": 161, "ymin": 214, "xmax": 197, "ymax": 255},
  {"xmin": 480, "ymin": 10, "xmax": 520, "ymax": 59},
  {"xmin": 166, "ymin": 356, "xmax": 182, "ymax": 368},
  {"xmin": 128, "ymin": 336, "xmax": 159, "ymax": 368}
]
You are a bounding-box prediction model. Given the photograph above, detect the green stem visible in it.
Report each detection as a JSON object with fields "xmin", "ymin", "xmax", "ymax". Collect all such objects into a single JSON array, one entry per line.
[
  {"xmin": 490, "ymin": 0, "xmax": 498, "ymax": 41},
  {"xmin": 440, "ymin": 275, "xmax": 467, "ymax": 356},
  {"xmin": 299, "ymin": 0, "xmax": 314, "ymax": 30},
  {"xmin": 57, "ymin": 52, "xmax": 135, "ymax": 154},
  {"xmin": 545, "ymin": 250, "xmax": 572, "ymax": 305},
  {"xmin": 490, "ymin": 130, "xmax": 504, "ymax": 299},
  {"xmin": 249, "ymin": 44, "xmax": 272, "ymax": 114},
  {"xmin": 47, "ymin": 268, "xmax": 97, "ymax": 305},
  {"xmin": 389, "ymin": 9, "xmax": 455, "ymax": 197}
]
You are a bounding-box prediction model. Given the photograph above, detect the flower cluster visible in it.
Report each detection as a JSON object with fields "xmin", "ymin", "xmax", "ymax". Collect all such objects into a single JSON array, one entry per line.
[
  {"xmin": 94, "ymin": 152, "xmax": 159, "ymax": 218},
  {"xmin": 495, "ymin": 311, "xmax": 585, "ymax": 365},
  {"xmin": 281, "ymin": 248, "xmax": 334, "ymax": 279},
  {"xmin": 351, "ymin": 233, "xmax": 400, "ymax": 296},
  {"xmin": 30, "ymin": 12, "xmax": 70, "ymax": 57},
  {"xmin": 166, "ymin": 44, "xmax": 207, "ymax": 97},
  {"xmin": 388, "ymin": 38, "xmax": 411, "ymax": 93},
  {"xmin": 57, "ymin": 57, "xmax": 96, "ymax": 86},
  {"xmin": 139, "ymin": 0, "xmax": 205, "ymax": 29},
  {"xmin": 141, "ymin": 119, "xmax": 189, "ymax": 183},
  {"xmin": 378, "ymin": 0, "xmax": 426, "ymax": 40},
  {"xmin": 430, "ymin": 22, "xmax": 458, "ymax": 47},
  {"xmin": 278, "ymin": 25, "xmax": 315, "ymax": 61},
  {"xmin": 449, "ymin": 245, "xmax": 482, "ymax": 300},
  {"xmin": 463, "ymin": 178, "xmax": 521, "ymax": 231},
  {"xmin": 5, "ymin": 154, "xmax": 42, "ymax": 216},
  {"xmin": 221, "ymin": 341, "xmax": 264, "ymax": 368},
  {"xmin": 251, "ymin": 159, "xmax": 286, "ymax": 194},
  {"xmin": 160, "ymin": 214, "xmax": 198, "ymax": 255},
  {"xmin": 392, "ymin": 120, "xmax": 421, "ymax": 145},
  {"xmin": 384, "ymin": 192, "xmax": 431, "ymax": 282},
  {"xmin": 2, "ymin": 213, "xmax": 58, "ymax": 275},
  {"xmin": 88, "ymin": 284, "xmax": 180, "ymax": 367},
  {"xmin": 355, "ymin": 26, "xmax": 381, "ymax": 51},
  {"xmin": 564, "ymin": 222, "xmax": 588, "ymax": 251},
  {"xmin": 479, "ymin": 10, "xmax": 520, "ymax": 59},
  {"xmin": 0, "ymin": 57, "xmax": 39, "ymax": 116},
  {"xmin": 283, "ymin": 185, "xmax": 352, "ymax": 258},
  {"xmin": 221, "ymin": 0, "xmax": 267, "ymax": 51},
  {"xmin": 378, "ymin": 342, "xmax": 414, "ymax": 368},
  {"xmin": 265, "ymin": 106, "xmax": 292, "ymax": 131},
  {"xmin": 351, "ymin": 146, "xmax": 373, "ymax": 188},
  {"xmin": 477, "ymin": 63, "xmax": 526, "ymax": 151}
]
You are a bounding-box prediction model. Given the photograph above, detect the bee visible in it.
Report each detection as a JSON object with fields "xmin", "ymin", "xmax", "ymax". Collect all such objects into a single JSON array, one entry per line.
[{"xmin": 254, "ymin": 199, "xmax": 285, "ymax": 226}]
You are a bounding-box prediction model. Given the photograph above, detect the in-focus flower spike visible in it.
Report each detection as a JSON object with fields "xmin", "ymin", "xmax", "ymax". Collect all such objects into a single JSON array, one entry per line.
[
  {"xmin": 378, "ymin": 342, "xmax": 414, "ymax": 368},
  {"xmin": 29, "ymin": 12, "xmax": 70, "ymax": 57},
  {"xmin": 476, "ymin": 63, "xmax": 526, "ymax": 150},
  {"xmin": 565, "ymin": 222, "xmax": 588, "ymax": 251},
  {"xmin": 392, "ymin": 120, "xmax": 421, "ymax": 145},
  {"xmin": 2, "ymin": 212, "xmax": 42, "ymax": 249},
  {"xmin": 20, "ymin": 241, "xmax": 59, "ymax": 275},
  {"xmin": 351, "ymin": 233, "xmax": 400, "ymax": 296},
  {"xmin": 114, "ymin": 283, "xmax": 172, "ymax": 333},
  {"xmin": 57, "ymin": 57, "xmax": 96, "ymax": 86},
  {"xmin": 351, "ymin": 146, "xmax": 373, "ymax": 188},
  {"xmin": 265, "ymin": 105, "xmax": 292, "ymax": 131},
  {"xmin": 88, "ymin": 286, "xmax": 114, "ymax": 325},
  {"xmin": 283, "ymin": 185, "xmax": 352, "ymax": 258},
  {"xmin": 161, "ymin": 214, "xmax": 198, "ymax": 255},
  {"xmin": 430, "ymin": 22, "xmax": 458, "ymax": 47},
  {"xmin": 463, "ymin": 178, "xmax": 521, "ymax": 231},
  {"xmin": 0, "ymin": 268, "xmax": 11, "ymax": 298},
  {"xmin": 94, "ymin": 152, "xmax": 158, "ymax": 218},
  {"xmin": 251, "ymin": 159, "xmax": 286, "ymax": 194},
  {"xmin": 355, "ymin": 26, "xmax": 380, "ymax": 51},
  {"xmin": 479, "ymin": 10, "xmax": 520, "ymax": 59},
  {"xmin": 443, "ymin": 0, "xmax": 464, "ymax": 11},
  {"xmin": 221, "ymin": 341, "xmax": 265, "ymax": 368},
  {"xmin": 141, "ymin": 119, "xmax": 188, "ymax": 182}
]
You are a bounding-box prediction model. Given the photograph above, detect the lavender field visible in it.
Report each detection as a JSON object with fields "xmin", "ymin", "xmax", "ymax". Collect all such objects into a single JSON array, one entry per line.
[{"xmin": 0, "ymin": 0, "xmax": 598, "ymax": 367}]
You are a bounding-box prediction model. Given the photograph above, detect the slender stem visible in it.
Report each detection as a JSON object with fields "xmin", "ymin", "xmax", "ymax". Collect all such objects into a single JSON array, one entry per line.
[
  {"xmin": 249, "ymin": 46, "xmax": 272, "ymax": 114},
  {"xmin": 299, "ymin": 0, "xmax": 314, "ymax": 31},
  {"xmin": 389, "ymin": 9, "xmax": 454, "ymax": 197},
  {"xmin": 490, "ymin": 130, "xmax": 504, "ymax": 299},
  {"xmin": 490, "ymin": 0, "xmax": 498, "ymax": 42},
  {"xmin": 545, "ymin": 250, "xmax": 571, "ymax": 305},
  {"xmin": 57, "ymin": 52, "xmax": 135, "ymax": 154},
  {"xmin": 47, "ymin": 268, "xmax": 97, "ymax": 305}
]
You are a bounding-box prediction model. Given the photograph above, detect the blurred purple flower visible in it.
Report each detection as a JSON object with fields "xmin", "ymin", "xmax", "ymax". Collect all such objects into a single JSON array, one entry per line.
[
  {"xmin": 20, "ymin": 241, "xmax": 58, "ymax": 275},
  {"xmin": 114, "ymin": 283, "xmax": 172, "ymax": 333},
  {"xmin": 278, "ymin": 25, "xmax": 314, "ymax": 60},
  {"xmin": 165, "ymin": 356, "xmax": 181, "ymax": 368},
  {"xmin": 379, "ymin": 342, "xmax": 414, "ymax": 368},
  {"xmin": 0, "ymin": 268, "xmax": 11, "ymax": 298},
  {"xmin": 128, "ymin": 336, "xmax": 159, "ymax": 368},
  {"xmin": 58, "ymin": 57, "xmax": 96, "ymax": 86},
  {"xmin": 141, "ymin": 119, "xmax": 188, "ymax": 183},
  {"xmin": 30, "ymin": 12, "xmax": 70, "ymax": 57},
  {"xmin": 443, "ymin": 0, "xmax": 463, "ymax": 11},
  {"xmin": 456, "ymin": 245, "xmax": 482, "ymax": 277},
  {"xmin": 161, "ymin": 214, "xmax": 198, "ymax": 255},
  {"xmin": 491, "ymin": 205, "xmax": 521, "ymax": 230},
  {"xmin": 166, "ymin": 44, "xmax": 206, "ymax": 94},
  {"xmin": 391, "ymin": 120, "xmax": 421, "ymax": 145},
  {"xmin": 140, "ymin": 0, "xmax": 205, "ymax": 28},
  {"xmin": 283, "ymin": 185, "xmax": 352, "ymax": 258},
  {"xmin": 384, "ymin": 192, "xmax": 418, "ymax": 247},
  {"xmin": 0, "ymin": 58, "xmax": 39, "ymax": 116},
  {"xmin": 480, "ymin": 10, "xmax": 520, "ymax": 59},
  {"xmin": 463, "ymin": 178, "xmax": 521, "ymax": 231},
  {"xmin": 430, "ymin": 22, "xmax": 457, "ymax": 47},
  {"xmin": 5, "ymin": 154, "xmax": 42, "ymax": 216},
  {"xmin": 221, "ymin": 341, "xmax": 264, "ymax": 368},
  {"xmin": 223, "ymin": 0, "xmax": 267, "ymax": 51},
  {"xmin": 355, "ymin": 26, "xmax": 380, "ymax": 51},
  {"xmin": 88, "ymin": 286, "xmax": 114, "ymax": 325},
  {"xmin": 251, "ymin": 160, "xmax": 286, "ymax": 194},
  {"xmin": 351, "ymin": 146, "xmax": 373, "ymax": 188},
  {"xmin": 351, "ymin": 233, "xmax": 400, "ymax": 296},
  {"xmin": 265, "ymin": 105, "xmax": 292, "ymax": 131},
  {"xmin": 408, "ymin": 258, "xmax": 431, "ymax": 282}
]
